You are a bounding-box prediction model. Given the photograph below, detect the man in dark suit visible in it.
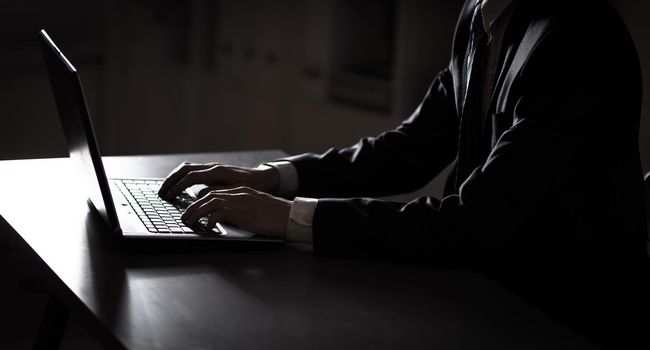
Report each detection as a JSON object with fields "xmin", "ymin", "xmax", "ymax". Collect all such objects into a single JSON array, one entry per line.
[{"xmin": 159, "ymin": 0, "xmax": 649, "ymax": 347}]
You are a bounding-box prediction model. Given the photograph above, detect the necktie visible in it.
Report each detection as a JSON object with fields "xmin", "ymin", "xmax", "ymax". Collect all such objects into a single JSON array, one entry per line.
[{"xmin": 455, "ymin": 3, "xmax": 489, "ymax": 191}]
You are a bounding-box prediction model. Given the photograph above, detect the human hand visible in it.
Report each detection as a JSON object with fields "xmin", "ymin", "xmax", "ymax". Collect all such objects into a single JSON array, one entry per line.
[
  {"xmin": 180, "ymin": 186, "xmax": 292, "ymax": 238},
  {"xmin": 158, "ymin": 162, "xmax": 280, "ymax": 201}
]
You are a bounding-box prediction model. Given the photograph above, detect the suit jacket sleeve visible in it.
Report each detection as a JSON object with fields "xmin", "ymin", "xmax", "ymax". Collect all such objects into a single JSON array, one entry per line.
[
  {"xmin": 310, "ymin": 25, "xmax": 602, "ymax": 263},
  {"xmin": 283, "ymin": 68, "xmax": 459, "ymax": 198},
  {"xmin": 312, "ymin": 116, "xmax": 574, "ymax": 263}
]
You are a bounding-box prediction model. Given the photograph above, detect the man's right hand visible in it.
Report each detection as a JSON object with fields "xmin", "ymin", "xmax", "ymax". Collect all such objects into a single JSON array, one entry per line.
[{"xmin": 157, "ymin": 162, "xmax": 280, "ymax": 201}]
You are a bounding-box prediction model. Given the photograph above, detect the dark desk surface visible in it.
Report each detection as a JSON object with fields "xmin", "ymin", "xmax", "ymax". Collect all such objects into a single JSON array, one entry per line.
[{"xmin": 0, "ymin": 151, "xmax": 598, "ymax": 349}]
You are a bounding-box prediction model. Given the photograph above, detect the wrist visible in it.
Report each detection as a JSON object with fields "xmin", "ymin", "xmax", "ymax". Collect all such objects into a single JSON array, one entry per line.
[
  {"xmin": 254, "ymin": 164, "xmax": 281, "ymax": 194},
  {"xmin": 281, "ymin": 200, "xmax": 293, "ymax": 237},
  {"xmin": 286, "ymin": 197, "xmax": 317, "ymax": 243},
  {"xmin": 259, "ymin": 161, "xmax": 299, "ymax": 198}
]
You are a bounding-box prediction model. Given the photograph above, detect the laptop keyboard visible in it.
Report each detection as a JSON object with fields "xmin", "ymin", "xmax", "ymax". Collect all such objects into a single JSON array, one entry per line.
[{"xmin": 113, "ymin": 179, "xmax": 219, "ymax": 234}]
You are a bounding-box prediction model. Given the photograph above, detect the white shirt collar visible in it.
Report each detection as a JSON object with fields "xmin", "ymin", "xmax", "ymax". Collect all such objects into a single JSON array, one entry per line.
[{"xmin": 480, "ymin": 0, "xmax": 513, "ymax": 30}]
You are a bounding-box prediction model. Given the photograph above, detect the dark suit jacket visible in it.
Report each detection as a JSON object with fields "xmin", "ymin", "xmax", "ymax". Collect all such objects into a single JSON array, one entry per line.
[{"xmin": 285, "ymin": 0, "xmax": 649, "ymax": 347}]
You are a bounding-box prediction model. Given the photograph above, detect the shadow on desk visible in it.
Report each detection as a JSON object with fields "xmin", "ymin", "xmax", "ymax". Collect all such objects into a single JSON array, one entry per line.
[{"xmin": 80, "ymin": 206, "xmax": 598, "ymax": 350}]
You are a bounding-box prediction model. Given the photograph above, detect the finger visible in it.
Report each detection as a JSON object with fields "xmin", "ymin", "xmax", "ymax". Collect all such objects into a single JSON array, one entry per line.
[
  {"xmin": 164, "ymin": 168, "xmax": 218, "ymax": 200},
  {"xmin": 158, "ymin": 162, "xmax": 217, "ymax": 197},
  {"xmin": 183, "ymin": 188, "xmax": 254, "ymax": 222},
  {"xmin": 202, "ymin": 186, "xmax": 256, "ymax": 196},
  {"xmin": 185, "ymin": 198, "xmax": 225, "ymax": 225},
  {"xmin": 181, "ymin": 193, "xmax": 218, "ymax": 221},
  {"xmin": 158, "ymin": 162, "xmax": 212, "ymax": 196},
  {"xmin": 197, "ymin": 185, "xmax": 234, "ymax": 198},
  {"xmin": 206, "ymin": 210, "xmax": 229, "ymax": 229},
  {"xmin": 184, "ymin": 197, "xmax": 226, "ymax": 225}
]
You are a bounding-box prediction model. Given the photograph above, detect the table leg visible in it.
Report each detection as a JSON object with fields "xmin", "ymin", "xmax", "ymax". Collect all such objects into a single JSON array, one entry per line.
[{"xmin": 33, "ymin": 293, "xmax": 69, "ymax": 350}]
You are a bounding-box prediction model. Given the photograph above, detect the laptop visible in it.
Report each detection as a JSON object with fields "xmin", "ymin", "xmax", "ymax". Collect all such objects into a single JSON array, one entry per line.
[{"xmin": 39, "ymin": 29, "xmax": 283, "ymax": 247}]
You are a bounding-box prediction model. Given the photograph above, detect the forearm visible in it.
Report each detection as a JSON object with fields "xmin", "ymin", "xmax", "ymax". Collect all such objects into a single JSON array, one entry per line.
[
  {"xmin": 280, "ymin": 69, "xmax": 458, "ymax": 199},
  {"xmin": 306, "ymin": 114, "xmax": 577, "ymax": 262},
  {"xmin": 311, "ymin": 196, "xmax": 468, "ymax": 263},
  {"xmin": 259, "ymin": 162, "xmax": 316, "ymax": 243}
]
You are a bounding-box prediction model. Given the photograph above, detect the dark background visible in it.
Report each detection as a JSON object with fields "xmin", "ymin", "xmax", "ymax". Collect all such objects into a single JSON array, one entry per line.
[
  {"xmin": 0, "ymin": 0, "xmax": 648, "ymax": 348},
  {"xmin": 2, "ymin": 0, "xmax": 650, "ymax": 198},
  {"xmin": 1, "ymin": 0, "xmax": 649, "ymax": 196}
]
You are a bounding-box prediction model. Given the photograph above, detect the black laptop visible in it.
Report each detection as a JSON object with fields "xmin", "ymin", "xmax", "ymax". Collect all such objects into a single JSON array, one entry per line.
[{"xmin": 39, "ymin": 29, "xmax": 283, "ymax": 247}]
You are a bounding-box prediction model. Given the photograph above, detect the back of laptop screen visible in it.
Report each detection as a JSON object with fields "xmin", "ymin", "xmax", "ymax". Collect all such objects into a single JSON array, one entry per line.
[{"xmin": 39, "ymin": 30, "xmax": 120, "ymax": 234}]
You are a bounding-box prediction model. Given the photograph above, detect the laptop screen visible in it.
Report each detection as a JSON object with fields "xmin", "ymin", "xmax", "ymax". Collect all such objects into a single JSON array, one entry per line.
[{"xmin": 39, "ymin": 30, "xmax": 121, "ymax": 235}]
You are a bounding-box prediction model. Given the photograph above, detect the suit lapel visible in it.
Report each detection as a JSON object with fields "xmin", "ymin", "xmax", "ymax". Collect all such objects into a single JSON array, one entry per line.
[
  {"xmin": 491, "ymin": 7, "xmax": 557, "ymax": 115},
  {"xmin": 451, "ymin": 0, "xmax": 480, "ymax": 117},
  {"xmin": 485, "ymin": 0, "xmax": 528, "ymax": 118}
]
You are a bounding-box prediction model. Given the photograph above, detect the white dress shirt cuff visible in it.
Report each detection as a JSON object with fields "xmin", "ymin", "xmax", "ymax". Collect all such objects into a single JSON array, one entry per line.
[
  {"xmin": 259, "ymin": 161, "xmax": 299, "ymax": 198},
  {"xmin": 286, "ymin": 197, "xmax": 317, "ymax": 243}
]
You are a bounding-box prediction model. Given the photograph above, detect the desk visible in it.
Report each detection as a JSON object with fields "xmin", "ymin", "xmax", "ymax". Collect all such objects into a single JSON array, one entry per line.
[{"xmin": 0, "ymin": 151, "xmax": 597, "ymax": 349}]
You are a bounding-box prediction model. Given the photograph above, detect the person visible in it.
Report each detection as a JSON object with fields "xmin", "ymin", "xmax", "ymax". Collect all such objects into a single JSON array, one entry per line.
[{"xmin": 158, "ymin": 0, "xmax": 649, "ymax": 347}]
